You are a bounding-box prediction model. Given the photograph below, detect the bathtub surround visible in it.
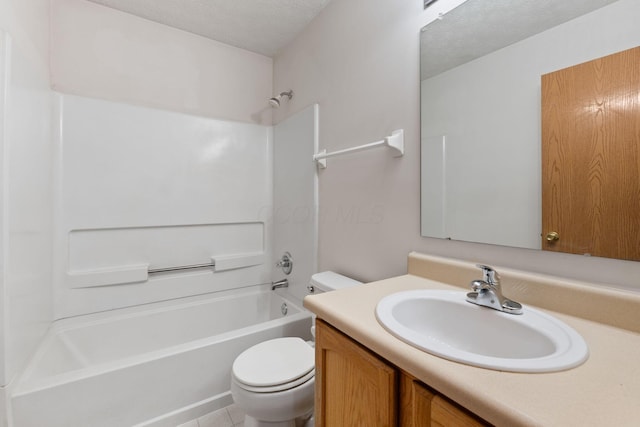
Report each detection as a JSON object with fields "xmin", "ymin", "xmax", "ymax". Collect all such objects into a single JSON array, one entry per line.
[
  {"xmin": 2, "ymin": 91, "xmax": 322, "ymax": 425},
  {"xmin": 52, "ymin": 94, "xmax": 274, "ymax": 318},
  {"xmin": 0, "ymin": 0, "xmax": 53, "ymax": 396},
  {"xmin": 47, "ymin": 93, "xmax": 320, "ymax": 318},
  {"xmin": 272, "ymin": 105, "xmax": 319, "ymax": 305}
]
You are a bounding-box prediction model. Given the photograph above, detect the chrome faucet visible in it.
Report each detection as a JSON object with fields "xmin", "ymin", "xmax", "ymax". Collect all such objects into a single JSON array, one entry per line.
[
  {"xmin": 271, "ymin": 278, "xmax": 289, "ymax": 290},
  {"xmin": 466, "ymin": 264, "xmax": 522, "ymax": 314}
]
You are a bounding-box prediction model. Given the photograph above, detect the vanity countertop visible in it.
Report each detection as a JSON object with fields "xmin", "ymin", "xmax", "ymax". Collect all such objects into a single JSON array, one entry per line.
[{"xmin": 303, "ymin": 253, "xmax": 640, "ymax": 427}]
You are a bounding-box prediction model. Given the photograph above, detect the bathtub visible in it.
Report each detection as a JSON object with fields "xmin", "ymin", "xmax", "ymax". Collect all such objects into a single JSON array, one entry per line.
[{"xmin": 10, "ymin": 286, "xmax": 312, "ymax": 427}]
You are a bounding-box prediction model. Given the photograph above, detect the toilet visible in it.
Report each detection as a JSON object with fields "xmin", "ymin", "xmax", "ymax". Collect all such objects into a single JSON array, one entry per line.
[{"xmin": 230, "ymin": 271, "xmax": 362, "ymax": 427}]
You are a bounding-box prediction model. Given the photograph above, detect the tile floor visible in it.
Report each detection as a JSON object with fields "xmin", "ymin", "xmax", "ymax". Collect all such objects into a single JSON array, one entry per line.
[{"xmin": 177, "ymin": 404, "xmax": 245, "ymax": 427}]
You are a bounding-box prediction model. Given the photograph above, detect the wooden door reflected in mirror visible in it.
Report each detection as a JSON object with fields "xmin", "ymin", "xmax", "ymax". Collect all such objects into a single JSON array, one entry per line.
[{"xmin": 542, "ymin": 46, "xmax": 640, "ymax": 261}]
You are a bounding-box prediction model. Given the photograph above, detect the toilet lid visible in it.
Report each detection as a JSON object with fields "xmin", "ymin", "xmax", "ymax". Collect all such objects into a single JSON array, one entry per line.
[{"xmin": 232, "ymin": 337, "xmax": 314, "ymax": 388}]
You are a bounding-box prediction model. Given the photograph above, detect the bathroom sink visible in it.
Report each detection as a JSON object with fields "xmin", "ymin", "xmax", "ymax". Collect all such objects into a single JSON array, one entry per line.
[{"xmin": 375, "ymin": 290, "xmax": 588, "ymax": 373}]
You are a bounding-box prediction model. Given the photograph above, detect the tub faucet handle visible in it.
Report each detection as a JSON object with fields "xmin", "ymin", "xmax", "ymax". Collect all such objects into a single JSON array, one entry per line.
[{"xmin": 275, "ymin": 252, "xmax": 293, "ymax": 275}]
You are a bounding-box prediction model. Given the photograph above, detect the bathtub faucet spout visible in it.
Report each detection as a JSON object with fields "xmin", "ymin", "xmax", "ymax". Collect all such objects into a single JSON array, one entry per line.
[{"xmin": 271, "ymin": 278, "xmax": 289, "ymax": 290}]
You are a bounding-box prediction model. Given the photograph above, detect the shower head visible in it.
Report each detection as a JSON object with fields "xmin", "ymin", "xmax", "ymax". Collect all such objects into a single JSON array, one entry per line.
[
  {"xmin": 269, "ymin": 90, "xmax": 293, "ymax": 108},
  {"xmin": 269, "ymin": 97, "xmax": 281, "ymax": 108}
]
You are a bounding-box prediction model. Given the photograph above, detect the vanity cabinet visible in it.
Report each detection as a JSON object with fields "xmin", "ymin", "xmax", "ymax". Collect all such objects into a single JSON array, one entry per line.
[{"xmin": 315, "ymin": 319, "xmax": 490, "ymax": 427}]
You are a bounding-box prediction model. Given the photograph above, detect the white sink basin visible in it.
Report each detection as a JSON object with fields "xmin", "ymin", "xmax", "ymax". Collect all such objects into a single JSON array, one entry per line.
[{"xmin": 375, "ymin": 290, "xmax": 588, "ymax": 373}]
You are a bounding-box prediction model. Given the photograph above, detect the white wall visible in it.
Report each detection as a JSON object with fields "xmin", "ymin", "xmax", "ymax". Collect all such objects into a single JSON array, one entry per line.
[
  {"xmin": 273, "ymin": 0, "xmax": 423, "ymax": 283},
  {"xmin": 421, "ymin": 0, "xmax": 640, "ymax": 250},
  {"xmin": 273, "ymin": 0, "xmax": 640, "ymax": 291},
  {"xmin": 50, "ymin": 0, "xmax": 274, "ymax": 125},
  {"xmin": 0, "ymin": 0, "xmax": 53, "ymax": 399}
]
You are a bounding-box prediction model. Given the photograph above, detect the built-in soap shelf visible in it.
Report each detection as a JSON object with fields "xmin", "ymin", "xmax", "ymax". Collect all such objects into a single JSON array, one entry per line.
[
  {"xmin": 65, "ymin": 222, "xmax": 266, "ymax": 289},
  {"xmin": 67, "ymin": 252, "xmax": 265, "ymax": 289},
  {"xmin": 67, "ymin": 265, "xmax": 149, "ymax": 288}
]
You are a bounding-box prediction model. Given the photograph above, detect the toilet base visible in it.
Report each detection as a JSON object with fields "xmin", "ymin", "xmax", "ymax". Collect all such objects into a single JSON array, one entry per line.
[{"xmin": 231, "ymin": 373, "xmax": 315, "ymax": 425}]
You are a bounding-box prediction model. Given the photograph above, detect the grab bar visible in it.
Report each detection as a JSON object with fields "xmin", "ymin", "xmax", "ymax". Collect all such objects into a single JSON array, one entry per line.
[
  {"xmin": 313, "ymin": 129, "xmax": 404, "ymax": 168},
  {"xmin": 68, "ymin": 252, "xmax": 266, "ymax": 288},
  {"xmin": 148, "ymin": 262, "xmax": 215, "ymax": 275},
  {"xmin": 147, "ymin": 252, "xmax": 264, "ymax": 274}
]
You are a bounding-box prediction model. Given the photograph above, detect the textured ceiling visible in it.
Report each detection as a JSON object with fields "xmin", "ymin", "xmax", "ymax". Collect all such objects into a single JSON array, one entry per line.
[
  {"xmin": 86, "ymin": 0, "xmax": 332, "ymax": 57},
  {"xmin": 421, "ymin": 0, "xmax": 621, "ymax": 80}
]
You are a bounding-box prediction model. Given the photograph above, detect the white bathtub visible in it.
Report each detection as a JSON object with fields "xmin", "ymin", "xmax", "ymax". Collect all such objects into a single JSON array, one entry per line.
[{"xmin": 10, "ymin": 287, "xmax": 312, "ymax": 427}]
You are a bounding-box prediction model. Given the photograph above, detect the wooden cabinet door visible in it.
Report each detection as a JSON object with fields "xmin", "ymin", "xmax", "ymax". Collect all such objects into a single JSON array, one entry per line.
[
  {"xmin": 315, "ymin": 319, "xmax": 397, "ymax": 427},
  {"xmin": 431, "ymin": 395, "xmax": 489, "ymax": 427},
  {"xmin": 541, "ymin": 46, "xmax": 640, "ymax": 261},
  {"xmin": 400, "ymin": 374, "xmax": 490, "ymax": 427},
  {"xmin": 400, "ymin": 374, "xmax": 435, "ymax": 427}
]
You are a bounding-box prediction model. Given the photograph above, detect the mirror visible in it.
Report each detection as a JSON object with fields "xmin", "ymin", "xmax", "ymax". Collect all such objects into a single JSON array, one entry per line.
[{"xmin": 420, "ymin": 0, "xmax": 640, "ymax": 261}]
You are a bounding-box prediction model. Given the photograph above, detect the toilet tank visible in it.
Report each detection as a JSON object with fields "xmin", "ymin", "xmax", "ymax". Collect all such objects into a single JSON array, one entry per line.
[
  {"xmin": 308, "ymin": 271, "xmax": 362, "ymax": 340},
  {"xmin": 309, "ymin": 271, "xmax": 362, "ymax": 294}
]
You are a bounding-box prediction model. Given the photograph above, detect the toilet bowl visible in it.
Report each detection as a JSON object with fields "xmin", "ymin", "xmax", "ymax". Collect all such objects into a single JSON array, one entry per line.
[
  {"xmin": 231, "ymin": 337, "xmax": 315, "ymax": 427},
  {"xmin": 230, "ymin": 271, "xmax": 362, "ymax": 427}
]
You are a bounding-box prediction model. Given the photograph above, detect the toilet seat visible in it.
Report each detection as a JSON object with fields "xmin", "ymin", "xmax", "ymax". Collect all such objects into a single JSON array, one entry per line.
[
  {"xmin": 234, "ymin": 368, "xmax": 315, "ymax": 393},
  {"xmin": 232, "ymin": 337, "xmax": 315, "ymax": 393}
]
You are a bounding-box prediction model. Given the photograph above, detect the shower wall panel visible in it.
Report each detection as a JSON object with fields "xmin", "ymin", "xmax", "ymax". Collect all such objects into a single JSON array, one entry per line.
[
  {"xmin": 0, "ymin": 24, "xmax": 53, "ymax": 388},
  {"xmin": 53, "ymin": 94, "xmax": 273, "ymax": 318},
  {"xmin": 272, "ymin": 105, "xmax": 319, "ymax": 305}
]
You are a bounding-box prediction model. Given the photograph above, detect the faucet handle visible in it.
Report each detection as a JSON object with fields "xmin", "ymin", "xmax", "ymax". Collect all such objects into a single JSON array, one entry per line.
[
  {"xmin": 275, "ymin": 252, "xmax": 293, "ymax": 275},
  {"xmin": 476, "ymin": 264, "xmax": 500, "ymax": 286}
]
